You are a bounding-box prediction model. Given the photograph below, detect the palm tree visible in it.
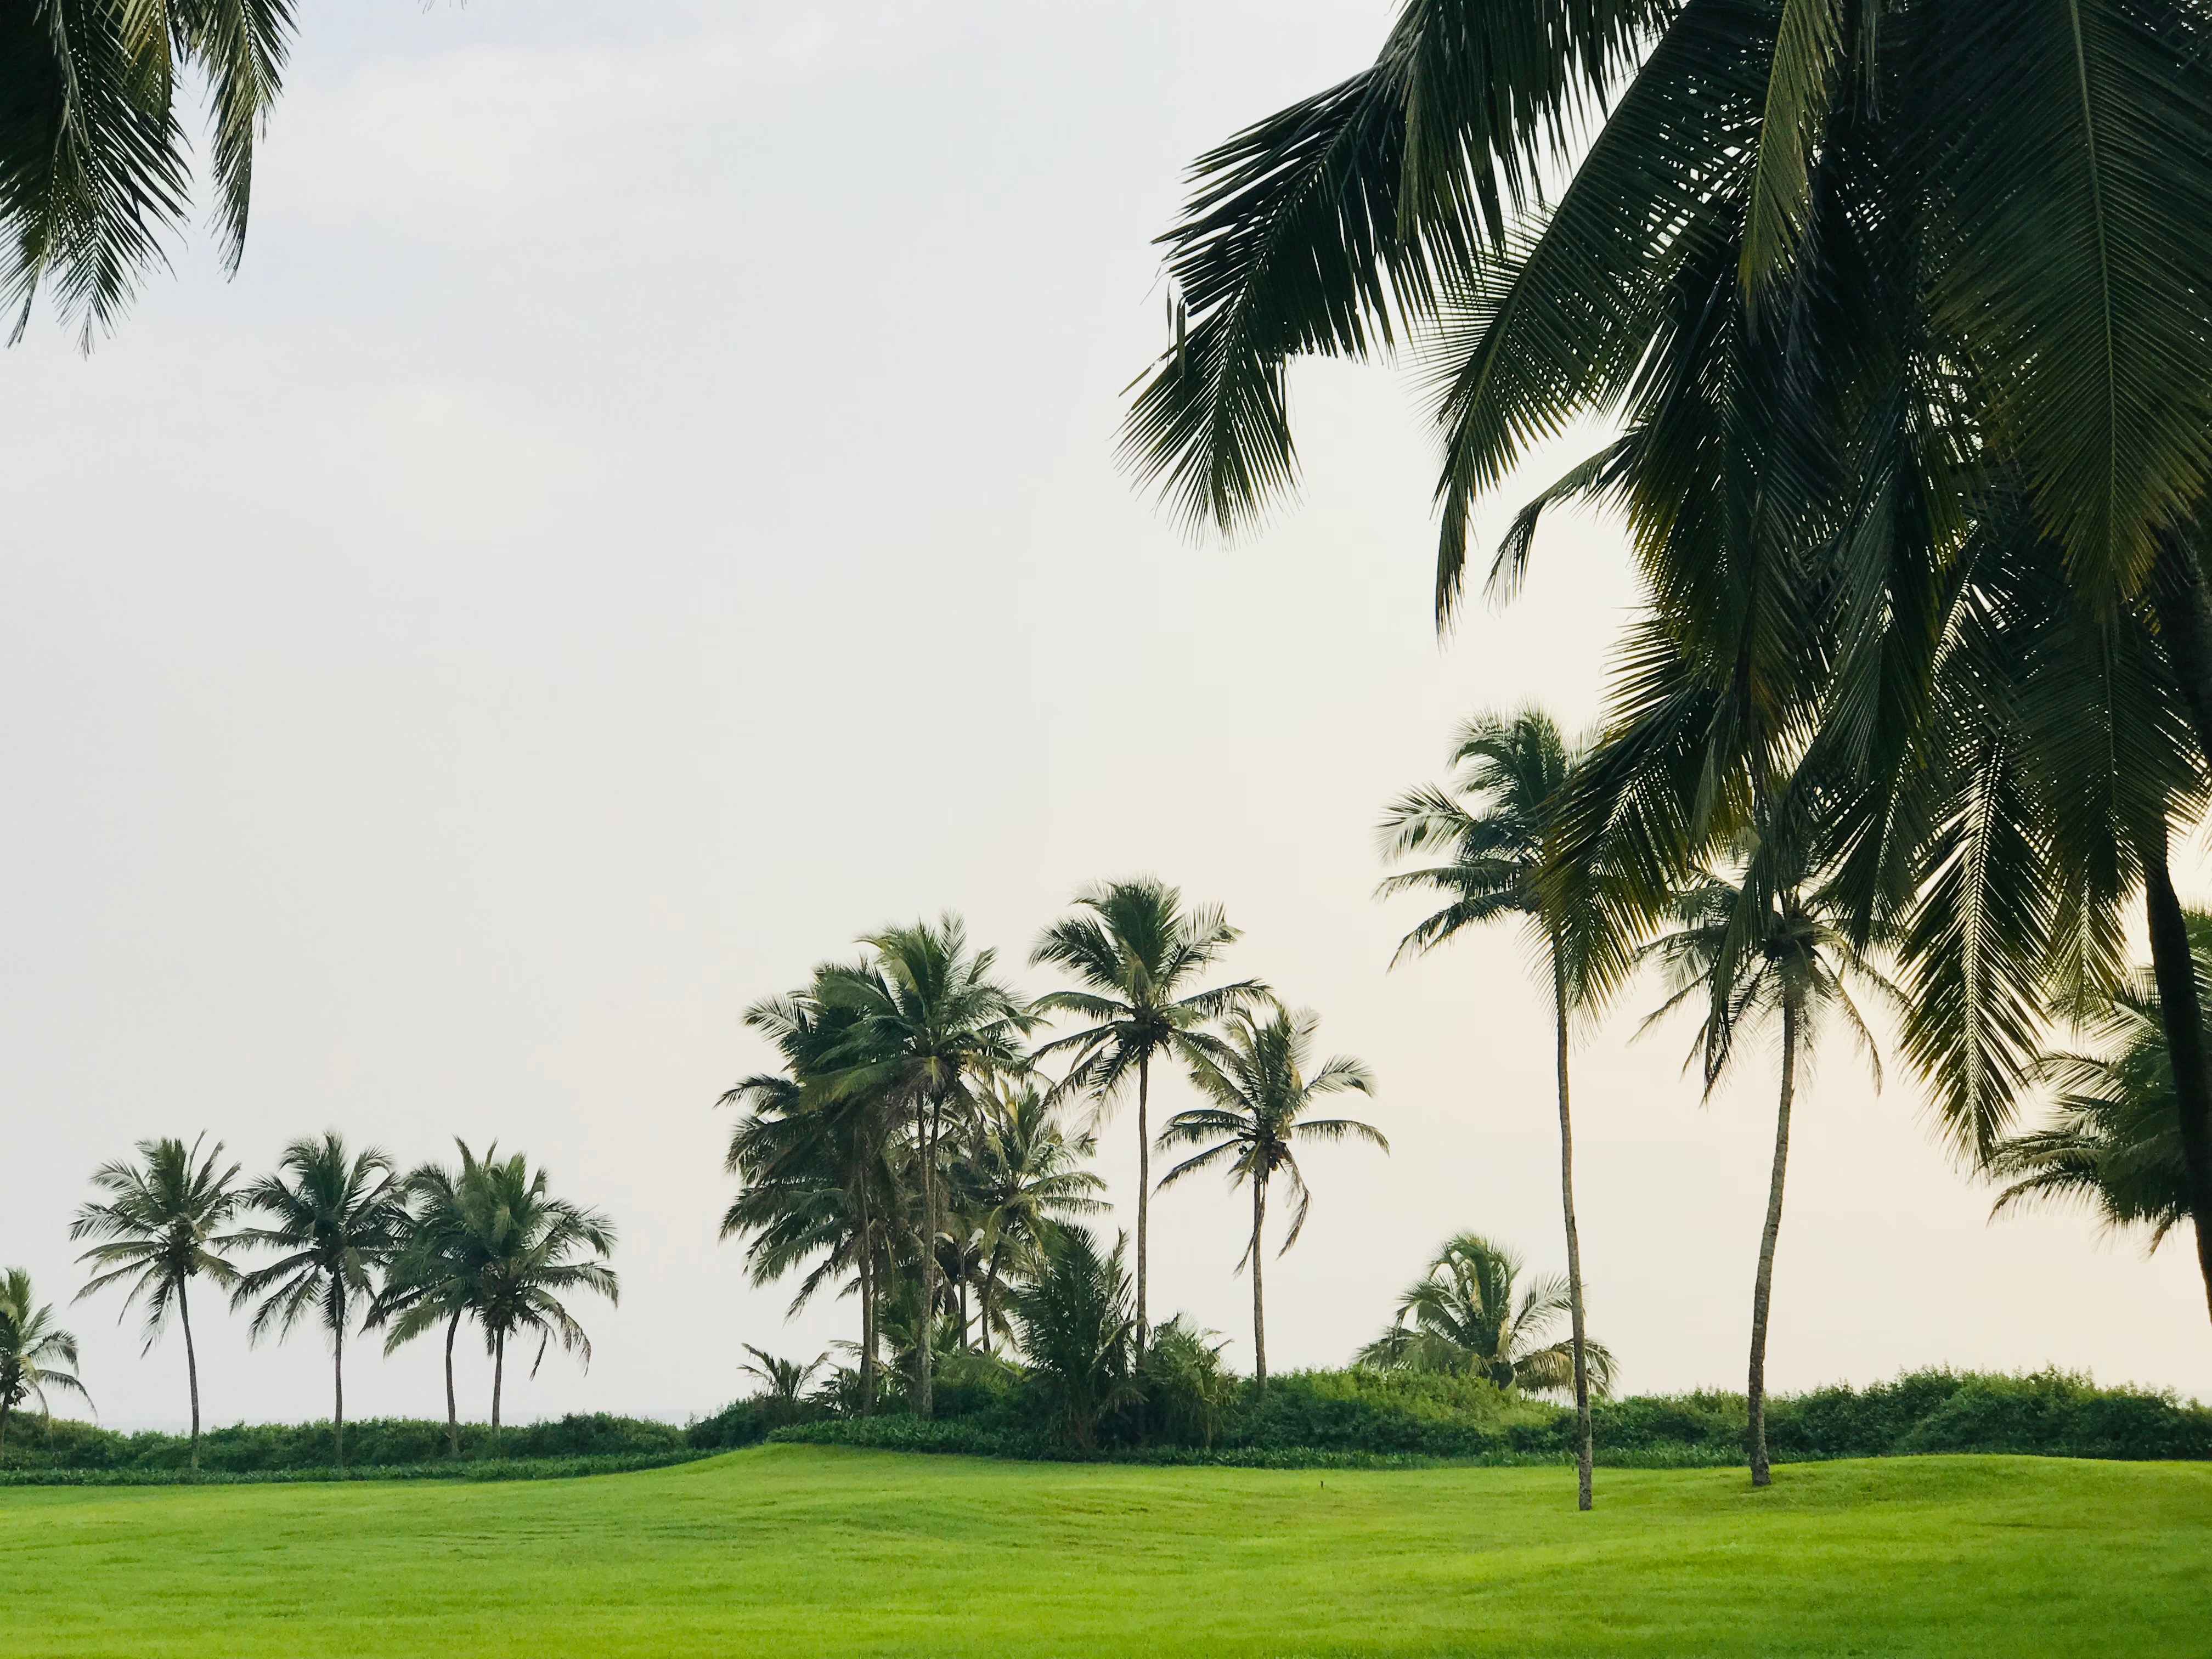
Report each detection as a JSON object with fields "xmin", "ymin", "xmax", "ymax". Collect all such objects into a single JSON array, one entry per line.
[
  {"xmin": 1007, "ymin": 1227, "xmax": 1139, "ymax": 1451},
  {"xmin": 1379, "ymin": 705, "xmax": 1615, "ymax": 1506},
  {"xmin": 464, "ymin": 1150, "xmax": 618, "ymax": 1432},
  {"xmin": 371, "ymin": 1143, "xmax": 499, "ymax": 1458},
  {"xmin": 231, "ymin": 1133, "xmax": 408, "ymax": 1471},
  {"xmin": 3, "ymin": 1, "xmax": 297, "ymax": 346},
  {"xmin": 738, "ymin": 1345, "xmax": 828, "ymax": 1426},
  {"xmin": 69, "ymin": 1135, "xmax": 245, "ymax": 1469},
  {"xmin": 0, "ymin": 1269, "xmax": 91, "ymax": 1458},
  {"xmin": 1640, "ymin": 852, "xmax": 1899, "ymax": 1487},
  {"xmin": 964, "ymin": 1081, "xmax": 1109, "ymax": 1355},
  {"xmin": 1031, "ymin": 878, "xmax": 1266, "ymax": 1353},
  {"xmin": 815, "ymin": 915, "xmax": 1035, "ymax": 1416},
  {"xmin": 1156, "ymin": 1008, "xmax": 1385, "ymax": 1387},
  {"xmin": 1357, "ymin": 1232, "xmax": 1617, "ymax": 1397},
  {"xmin": 1986, "ymin": 912, "xmax": 2212, "ymax": 1256}
]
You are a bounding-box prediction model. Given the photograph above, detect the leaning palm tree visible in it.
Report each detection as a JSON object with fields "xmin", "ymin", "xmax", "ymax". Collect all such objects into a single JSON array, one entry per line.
[
  {"xmin": 815, "ymin": 915, "xmax": 1035, "ymax": 1416},
  {"xmin": 3, "ymin": 1, "xmax": 296, "ymax": 346},
  {"xmin": 1986, "ymin": 911, "xmax": 2212, "ymax": 1256},
  {"xmin": 69, "ymin": 1135, "xmax": 245, "ymax": 1469},
  {"xmin": 0, "ymin": 1269, "xmax": 92, "ymax": 1458},
  {"xmin": 1640, "ymin": 851, "xmax": 1900, "ymax": 1487},
  {"xmin": 1357, "ymin": 1232, "xmax": 1617, "ymax": 1397},
  {"xmin": 371, "ymin": 1143, "xmax": 502, "ymax": 1457},
  {"xmin": 1379, "ymin": 704, "xmax": 1612, "ymax": 1507},
  {"xmin": 464, "ymin": 1151, "xmax": 618, "ymax": 1432},
  {"xmin": 231, "ymin": 1133, "xmax": 409, "ymax": 1471},
  {"xmin": 1031, "ymin": 878, "xmax": 1266, "ymax": 1352},
  {"xmin": 1156, "ymin": 1008, "xmax": 1384, "ymax": 1387}
]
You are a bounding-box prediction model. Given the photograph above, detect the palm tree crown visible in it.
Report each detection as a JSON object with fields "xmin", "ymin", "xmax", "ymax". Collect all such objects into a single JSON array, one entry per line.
[
  {"xmin": 69, "ymin": 1134, "xmax": 245, "ymax": 1466},
  {"xmin": 1158, "ymin": 1007, "xmax": 1384, "ymax": 1386},
  {"xmin": 0, "ymin": 1269, "xmax": 91, "ymax": 1455},
  {"xmin": 1357, "ymin": 1232, "xmax": 1617, "ymax": 1398},
  {"xmin": 462, "ymin": 1150, "xmax": 619, "ymax": 1432}
]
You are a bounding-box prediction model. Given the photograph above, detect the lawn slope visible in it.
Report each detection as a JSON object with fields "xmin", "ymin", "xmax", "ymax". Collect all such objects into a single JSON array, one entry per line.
[{"xmin": 3, "ymin": 1444, "xmax": 2206, "ymax": 1657}]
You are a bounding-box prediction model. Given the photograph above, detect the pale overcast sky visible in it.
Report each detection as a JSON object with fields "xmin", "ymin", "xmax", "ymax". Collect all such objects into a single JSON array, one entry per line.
[{"xmin": 3, "ymin": 1, "xmax": 2204, "ymax": 1431}]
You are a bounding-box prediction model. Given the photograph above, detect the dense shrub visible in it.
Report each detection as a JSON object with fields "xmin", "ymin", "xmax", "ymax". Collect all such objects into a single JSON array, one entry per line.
[{"xmin": 1, "ymin": 1412, "xmax": 690, "ymax": 1472}]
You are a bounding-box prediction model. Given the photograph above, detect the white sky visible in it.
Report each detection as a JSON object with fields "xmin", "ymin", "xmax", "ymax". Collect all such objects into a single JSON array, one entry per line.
[{"xmin": 3, "ymin": 0, "xmax": 2205, "ymax": 1432}]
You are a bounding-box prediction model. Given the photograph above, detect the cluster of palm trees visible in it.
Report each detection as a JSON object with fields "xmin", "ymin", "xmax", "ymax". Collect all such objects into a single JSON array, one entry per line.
[
  {"xmin": 32, "ymin": 1133, "xmax": 616, "ymax": 1469},
  {"xmin": 719, "ymin": 888, "xmax": 1387, "ymax": 1410},
  {"xmin": 1126, "ymin": 0, "xmax": 2212, "ymax": 1503}
]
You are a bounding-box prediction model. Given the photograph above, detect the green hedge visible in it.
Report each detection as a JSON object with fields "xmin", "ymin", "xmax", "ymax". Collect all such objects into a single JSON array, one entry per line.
[
  {"xmin": 0, "ymin": 1451, "xmax": 717, "ymax": 1487},
  {"xmin": 1, "ymin": 1411, "xmax": 706, "ymax": 1474}
]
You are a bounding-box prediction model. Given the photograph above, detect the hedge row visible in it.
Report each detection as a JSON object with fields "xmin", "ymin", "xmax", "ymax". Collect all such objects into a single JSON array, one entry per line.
[{"xmin": 0, "ymin": 1451, "xmax": 717, "ymax": 1487}]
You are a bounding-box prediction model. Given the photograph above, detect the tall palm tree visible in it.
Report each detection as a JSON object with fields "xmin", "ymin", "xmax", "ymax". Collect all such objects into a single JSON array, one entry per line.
[
  {"xmin": 1379, "ymin": 705, "xmax": 1615, "ymax": 1507},
  {"xmin": 464, "ymin": 1150, "xmax": 618, "ymax": 1432},
  {"xmin": 1640, "ymin": 850, "xmax": 1899, "ymax": 1486},
  {"xmin": 1357, "ymin": 1232, "xmax": 1618, "ymax": 1397},
  {"xmin": 0, "ymin": 1269, "xmax": 91, "ymax": 1458},
  {"xmin": 722, "ymin": 969, "xmax": 901, "ymax": 1413},
  {"xmin": 963, "ymin": 1081, "xmax": 1110, "ymax": 1354},
  {"xmin": 69, "ymin": 1134, "xmax": 245, "ymax": 1469},
  {"xmin": 1986, "ymin": 911, "xmax": 2212, "ymax": 1256},
  {"xmin": 1032, "ymin": 878, "xmax": 1266, "ymax": 1352},
  {"xmin": 2, "ymin": 1, "xmax": 297, "ymax": 346},
  {"xmin": 231, "ymin": 1133, "xmax": 408, "ymax": 1471},
  {"xmin": 815, "ymin": 915, "xmax": 1035, "ymax": 1416},
  {"xmin": 1156, "ymin": 1008, "xmax": 1385, "ymax": 1387},
  {"xmin": 371, "ymin": 1142, "xmax": 499, "ymax": 1458}
]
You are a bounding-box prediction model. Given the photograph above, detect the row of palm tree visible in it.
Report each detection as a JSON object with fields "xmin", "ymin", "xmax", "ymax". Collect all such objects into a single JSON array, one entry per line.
[
  {"xmin": 720, "ymin": 893, "xmax": 1389, "ymax": 1407},
  {"xmin": 59, "ymin": 1133, "xmax": 615, "ymax": 1469},
  {"xmin": 1127, "ymin": 0, "xmax": 2212, "ymax": 1504}
]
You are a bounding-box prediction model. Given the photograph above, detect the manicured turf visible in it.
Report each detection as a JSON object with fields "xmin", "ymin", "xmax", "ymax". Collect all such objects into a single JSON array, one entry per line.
[{"xmin": 4, "ymin": 1444, "xmax": 2207, "ymax": 1657}]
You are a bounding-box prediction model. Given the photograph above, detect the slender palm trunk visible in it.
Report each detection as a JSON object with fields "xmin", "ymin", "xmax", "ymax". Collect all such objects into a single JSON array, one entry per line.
[
  {"xmin": 1136, "ymin": 1050, "xmax": 1152, "ymax": 1356},
  {"xmin": 333, "ymin": 1286, "xmax": 346, "ymax": 1472},
  {"xmin": 177, "ymin": 1274, "xmax": 202, "ymax": 1472},
  {"xmin": 956, "ymin": 1274, "xmax": 969, "ymax": 1350},
  {"xmin": 492, "ymin": 1331, "xmax": 505, "ymax": 1434},
  {"xmin": 1551, "ymin": 936, "xmax": 1594, "ymax": 1512},
  {"xmin": 1250, "ymin": 1176, "xmax": 1268, "ymax": 1390},
  {"xmin": 981, "ymin": 1253, "xmax": 1002, "ymax": 1358},
  {"xmin": 1747, "ymin": 991, "xmax": 1799, "ymax": 1488},
  {"xmin": 0, "ymin": 1397, "xmax": 13, "ymax": 1458},
  {"xmin": 859, "ymin": 1224, "xmax": 877, "ymax": 1417},
  {"xmin": 2142, "ymin": 839, "xmax": 2212, "ymax": 1327},
  {"xmin": 443, "ymin": 1310, "xmax": 461, "ymax": 1457},
  {"xmin": 917, "ymin": 1099, "xmax": 939, "ymax": 1418}
]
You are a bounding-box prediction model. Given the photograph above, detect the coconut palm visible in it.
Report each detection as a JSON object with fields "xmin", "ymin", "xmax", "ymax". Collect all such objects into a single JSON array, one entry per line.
[
  {"xmin": 1379, "ymin": 704, "xmax": 1618, "ymax": 1506},
  {"xmin": 738, "ymin": 1345, "xmax": 828, "ymax": 1426},
  {"xmin": 963, "ymin": 1081, "xmax": 1110, "ymax": 1355},
  {"xmin": 1987, "ymin": 912, "xmax": 2212, "ymax": 1255},
  {"xmin": 1031, "ymin": 878, "xmax": 1266, "ymax": 1353},
  {"xmin": 460, "ymin": 1150, "xmax": 619, "ymax": 1432},
  {"xmin": 1007, "ymin": 1226, "xmax": 1139, "ymax": 1451},
  {"xmin": 1156, "ymin": 1008, "xmax": 1385, "ymax": 1387},
  {"xmin": 1358, "ymin": 1232, "xmax": 1617, "ymax": 1397},
  {"xmin": 69, "ymin": 1135, "xmax": 245, "ymax": 1469},
  {"xmin": 815, "ymin": 915, "xmax": 1035, "ymax": 1416},
  {"xmin": 0, "ymin": 1270, "xmax": 91, "ymax": 1458},
  {"xmin": 230, "ymin": 1133, "xmax": 409, "ymax": 1471},
  {"xmin": 1640, "ymin": 847, "xmax": 1900, "ymax": 1486},
  {"xmin": 370, "ymin": 1143, "xmax": 499, "ymax": 1458},
  {"xmin": 3, "ymin": 0, "xmax": 300, "ymax": 346}
]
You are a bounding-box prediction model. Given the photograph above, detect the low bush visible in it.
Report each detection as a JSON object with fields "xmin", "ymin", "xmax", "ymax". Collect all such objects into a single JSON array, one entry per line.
[
  {"xmin": 2, "ymin": 1412, "xmax": 692, "ymax": 1473},
  {"xmin": 0, "ymin": 1451, "xmax": 712, "ymax": 1487}
]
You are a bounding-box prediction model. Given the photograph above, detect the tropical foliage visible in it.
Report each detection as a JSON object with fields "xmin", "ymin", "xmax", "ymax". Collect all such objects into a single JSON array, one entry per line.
[
  {"xmin": 1358, "ymin": 1232, "xmax": 1617, "ymax": 1398},
  {"xmin": 0, "ymin": 1271, "xmax": 88, "ymax": 1455}
]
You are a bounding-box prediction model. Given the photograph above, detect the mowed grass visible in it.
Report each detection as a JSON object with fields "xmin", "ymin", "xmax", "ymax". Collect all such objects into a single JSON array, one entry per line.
[{"xmin": 4, "ymin": 1444, "xmax": 2208, "ymax": 1657}]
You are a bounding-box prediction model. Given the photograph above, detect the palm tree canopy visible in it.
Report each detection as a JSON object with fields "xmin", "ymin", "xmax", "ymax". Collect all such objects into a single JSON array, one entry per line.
[
  {"xmin": 1357, "ymin": 1231, "xmax": 1617, "ymax": 1397},
  {"xmin": 816, "ymin": 915, "xmax": 1037, "ymax": 1111},
  {"xmin": 1157, "ymin": 1008, "xmax": 1386, "ymax": 1255},
  {"xmin": 2, "ymin": 0, "xmax": 297, "ymax": 346},
  {"xmin": 0, "ymin": 1268, "xmax": 92, "ymax": 1420},
  {"xmin": 70, "ymin": 1135, "xmax": 247, "ymax": 1350},
  {"xmin": 967, "ymin": 1081, "xmax": 1110, "ymax": 1262},
  {"xmin": 464, "ymin": 1150, "xmax": 619, "ymax": 1377},
  {"xmin": 1988, "ymin": 910, "xmax": 2212, "ymax": 1252},
  {"xmin": 1031, "ymin": 878, "xmax": 1267, "ymax": 1105},
  {"xmin": 230, "ymin": 1133, "xmax": 409, "ymax": 1346}
]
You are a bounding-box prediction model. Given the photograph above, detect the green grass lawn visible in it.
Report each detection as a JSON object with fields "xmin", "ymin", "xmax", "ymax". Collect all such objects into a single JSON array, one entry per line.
[{"xmin": 4, "ymin": 1444, "xmax": 2206, "ymax": 1657}]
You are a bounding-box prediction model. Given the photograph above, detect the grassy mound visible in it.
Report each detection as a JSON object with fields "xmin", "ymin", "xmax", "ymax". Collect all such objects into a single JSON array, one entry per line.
[{"xmin": 4, "ymin": 1444, "xmax": 2208, "ymax": 1657}]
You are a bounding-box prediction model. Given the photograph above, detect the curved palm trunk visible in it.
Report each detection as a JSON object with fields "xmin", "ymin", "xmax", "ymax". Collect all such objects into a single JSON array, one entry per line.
[
  {"xmin": 443, "ymin": 1310, "xmax": 461, "ymax": 1457},
  {"xmin": 1551, "ymin": 936, "xmax": 1595, "ymax": 1512},
  {"xmin": 177, "ymin": 1274, "xmax": 202, "ymax": 1472},
  {"xmin": 917, "ymin": 1099, "xmax": 940, "ymax": 1418},
  {"xmin": 2141, "ymin": 839, "xmax": 2212, "ymax": 1328},
  {"xmin": 1250, "ymin": 1177, "xmax": 1268, "ymax": 1391},
  {"xmin": 1747, "ymin": 991, "xmax": 1799, "ymax": 1488},
  {"xmin": 1136, "ymin": 1051, "xmax": 1152, "ymax": 1356},
  {"xmin": 492, "ymin": 1331, "xmax": 506, "ymax": 1435}
]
